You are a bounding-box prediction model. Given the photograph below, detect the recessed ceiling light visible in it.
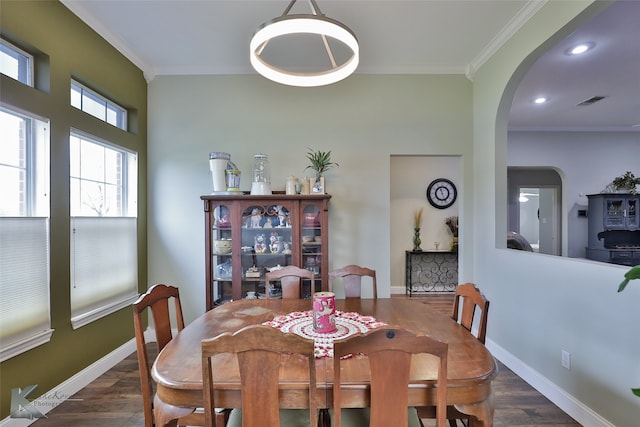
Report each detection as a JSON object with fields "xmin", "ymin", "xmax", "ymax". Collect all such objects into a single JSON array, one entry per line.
[
  {"xmin": 566, "ymin": 42, "xmax": 595, "ymax": 55},
  {"xmin": 533, "ymin": 97, "xmax": 547, "ymax": 104}
]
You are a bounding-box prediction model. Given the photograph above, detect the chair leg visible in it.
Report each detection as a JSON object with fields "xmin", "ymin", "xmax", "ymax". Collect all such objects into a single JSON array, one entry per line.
[
  {"xmin": 448, "ymin": 419, "xmax": 458, "ymax": 427},
  {"xmin": 319, "ymin": 408, "xmax": 331, "ymax": 427}
]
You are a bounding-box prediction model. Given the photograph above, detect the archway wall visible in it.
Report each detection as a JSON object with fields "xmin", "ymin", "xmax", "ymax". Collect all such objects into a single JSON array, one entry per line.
[{"xmin": 472, "ymin": 1, "xmax": 639, "ymax": 426}]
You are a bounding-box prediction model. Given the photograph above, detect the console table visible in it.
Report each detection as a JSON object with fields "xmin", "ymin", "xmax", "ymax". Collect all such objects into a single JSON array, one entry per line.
[{"xmin": 405, "ymin": 250, "xmax": 458, "ymax": 295}]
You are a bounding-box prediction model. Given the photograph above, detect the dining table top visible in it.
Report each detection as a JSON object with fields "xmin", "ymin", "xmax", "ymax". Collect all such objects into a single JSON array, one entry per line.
[{"xmin": 152, "ymin": 297, "xmax": 497, "ymax": 427}]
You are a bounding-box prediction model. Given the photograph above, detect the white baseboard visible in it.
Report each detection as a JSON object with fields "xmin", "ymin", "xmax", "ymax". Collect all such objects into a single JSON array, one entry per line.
[
  {"xmin": 390, "ymin": 285, "xmax": 405, "ymax": 294},
  {"xmin": 1, "ymin": 329, "xmax": 156, "ymax": 427},
  {"xmin": 486, "ymin": 338, "xmax": 614, "ymax": 427}
]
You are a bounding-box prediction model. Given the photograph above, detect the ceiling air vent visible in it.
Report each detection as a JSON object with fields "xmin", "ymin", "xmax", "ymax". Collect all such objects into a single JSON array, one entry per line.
[{"xmin": 577, "ymin": 96, "xmax": 607, "ymax": 106}]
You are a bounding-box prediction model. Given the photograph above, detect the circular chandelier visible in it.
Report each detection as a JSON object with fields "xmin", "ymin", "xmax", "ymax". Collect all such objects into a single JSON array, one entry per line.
[{"xmin": 250, "ymin": 0, "xmax": 359, "ymax": 87}]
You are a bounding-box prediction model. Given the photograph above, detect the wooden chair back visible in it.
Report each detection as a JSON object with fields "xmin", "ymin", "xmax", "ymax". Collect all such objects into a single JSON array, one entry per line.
[
  {"xmin": 329, "ymin": 264, "xmax": 378, "ymax": 299},
  {"xmin": 265, "ymin": 265, "xmax": 315, "ymax": 299},
  {"xmin": 418, "ymin": 282, "xmax": 491, "ymax": 426},
  {"xmin": 333, "ymin": 327, "xmax": 448, "ymax": 427},
  {"xmin": 133, "ymin": 283, "xmax": 203, "ymax": 427},
  {"xmin": 451, "ymin": 282, "xmax": 490, "ymax": 344},
  {"xmin": 201, "ymin": 325, "xmax": 318, "ymax": 427}
]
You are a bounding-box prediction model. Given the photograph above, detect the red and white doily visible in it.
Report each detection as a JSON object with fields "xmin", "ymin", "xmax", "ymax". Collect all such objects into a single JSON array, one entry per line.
[{"xmin": 263, "ymin": 310, "xmax": 386, "ymax": 358}]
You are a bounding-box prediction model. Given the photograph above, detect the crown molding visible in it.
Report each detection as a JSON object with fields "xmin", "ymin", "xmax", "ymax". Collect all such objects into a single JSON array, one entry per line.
[
  {"xmin": 60, "ymin": 0, "xmax": 153, "ymax": 80},
  {"xmin": 469, "ymin": 0, "xmax": 548, "ymax": 75}
]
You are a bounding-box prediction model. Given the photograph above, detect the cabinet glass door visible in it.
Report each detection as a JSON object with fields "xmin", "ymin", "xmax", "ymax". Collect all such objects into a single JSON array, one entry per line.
[
  {"xmin": 604, "ymin": 199, "xmax": 625, "ymax": 228},
  {"xmin": 301, "ymin": 204, "xmax": 322, "ymax": 297},
  {"xmin": 627, "ymin": 198, "xmax": 638, "ymax": 228},
  {"xmin": 605, "ymin": 197, "xmax": 639, "ymax": 229},
  {"xmin": 212, "ymin": 204, "xmax": 233, "ymax": 304},
  {"xmin": 241, "ymin": 203, "xmax": 293, "ymax": 298}
]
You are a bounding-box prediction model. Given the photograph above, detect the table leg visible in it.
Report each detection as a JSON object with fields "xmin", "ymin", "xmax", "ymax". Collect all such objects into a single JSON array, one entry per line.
[
  {"xmin": 153, "ymin": 394, "xmax": 196, "ymax": 427},
  {"xmin": 455, "ymin": 391, "xmax": 494, "ymax": 427}
]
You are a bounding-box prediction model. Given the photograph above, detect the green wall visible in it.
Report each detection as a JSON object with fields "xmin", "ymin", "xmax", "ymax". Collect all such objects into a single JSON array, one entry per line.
[{"xmin": 0, "ymin": 0, "xmax": 147, "ymax": 418}]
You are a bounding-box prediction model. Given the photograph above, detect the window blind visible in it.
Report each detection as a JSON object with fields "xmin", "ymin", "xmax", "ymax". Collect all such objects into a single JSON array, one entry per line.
[
  {"xmin": 70, "ymin": 217, "xmax": 138, "ymax": 329},
  {"xmin": 0, "ymin": 217, "xmax": 53, "ymax": 362}
]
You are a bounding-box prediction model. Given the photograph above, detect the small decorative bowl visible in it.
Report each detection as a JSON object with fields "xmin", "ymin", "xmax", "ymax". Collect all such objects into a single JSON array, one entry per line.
[{"xmin": 214, "ymin": 240, "xmax": 232, "ymax": 254}]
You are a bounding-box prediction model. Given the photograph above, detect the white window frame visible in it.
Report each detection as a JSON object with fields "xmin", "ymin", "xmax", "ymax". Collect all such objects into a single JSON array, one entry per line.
[
  {"xmin": 0, "ymin": 38, "xmax": 34, "ymax": 86},
  {"xmin": 69, "ymin": 131, "xmax": 138, "ymax": 329},
  {"xmin": 71, "ymin": 80, "xmax": 127, "ymax": 130},
  {"xmin": 0, "ymin": 106, "xmax": 52, "ymax": 362}
]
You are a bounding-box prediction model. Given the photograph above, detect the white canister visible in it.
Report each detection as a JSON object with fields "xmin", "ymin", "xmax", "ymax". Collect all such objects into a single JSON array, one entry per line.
[
  {"xmin": 285, "ymin": 176, "xmax": 298, "ymax": 195},
  {"xmin": 209, "ymin": 152, "xmax": 231, "ymax": 193}
]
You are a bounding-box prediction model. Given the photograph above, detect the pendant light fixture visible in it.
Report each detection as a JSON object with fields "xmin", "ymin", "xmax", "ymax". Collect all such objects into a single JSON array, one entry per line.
[{"xmin": 250, "ymin": 0, "xmax": 359, "ymax": 87}]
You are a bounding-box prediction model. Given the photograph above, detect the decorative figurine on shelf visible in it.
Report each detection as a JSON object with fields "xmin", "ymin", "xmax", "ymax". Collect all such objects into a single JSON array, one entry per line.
[
  {"xmin": 254, "ymin": 233, "xmax": 267, "ymax": 254},
  {"xmin": 250, "ymin": 208, "xmax": 262, "ymax": 228},
  {"xmin": 245, "ymin": 265, "xmax": 261, "ymax": 278},
  {"xmin": 276, "ymin": 205, "xmax": 288, "ymax": 227},
  {"xmin": 282, "ymin": 242, "xmax": 292, "ymax": 254},
  {"xmin": 413, "ymin": 208, "xmax": 423, "ymax": 251},
  {"xmin": 214, "ymin": 206, "xmax": 231, "ymax": 228},
  {"xmin": 263, "ymin": 218, "xmax": 273, "ymax": 228},
  {"xmin": 269, "ymin": 232, "xmax": 281, "ymax": 254}
]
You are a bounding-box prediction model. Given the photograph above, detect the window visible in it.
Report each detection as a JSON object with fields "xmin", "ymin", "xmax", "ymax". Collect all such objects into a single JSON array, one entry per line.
[
  {"xmin": 0, "ymin": 38, "xmax": 33, "ymax": 86},
  {"xmin": 0, "ymin": 107, "xmax": 52, "ymax": 362},
  {"xmin": 71, "ymin": 80, "xmax": 127, "ymax": 130},
  {"xmin": 69, "ymin": 132, "xmax": 138, "ymax": 329}
]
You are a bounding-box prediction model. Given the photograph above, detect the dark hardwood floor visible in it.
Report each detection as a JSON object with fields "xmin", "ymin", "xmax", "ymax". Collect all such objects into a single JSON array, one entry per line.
[{"xmin": 32, "ymin": 295, "xmax": 581, "ymax": 426}]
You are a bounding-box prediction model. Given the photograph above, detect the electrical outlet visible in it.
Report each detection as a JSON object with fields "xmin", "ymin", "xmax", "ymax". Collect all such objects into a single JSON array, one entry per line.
[{"xmin": 561, "ymin": 350, "xmax": 571, "ymax": 370}]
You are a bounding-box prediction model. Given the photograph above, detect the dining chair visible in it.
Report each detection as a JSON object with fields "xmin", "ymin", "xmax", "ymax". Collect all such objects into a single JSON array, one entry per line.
[
  {"xmin": 417, "ymin": 282, "xmax": 490, "ymax": 426},
  {"xmin": 329, "ymin": 264, "xmax": 378, "ymax": 299},
  {"xmin": 451, "ymin": 282, "xmax": 490, "ymax": 344},
  {"xmin": 201, "ymin": 324, "xmax": 318, "ymax": 427},
  {"xmin": 332, "ymin": 327, "xmax": 448, "ymax": 427},
  {"xmin": 133, "ymin": 283, "xmax": 228, "ymax": 427},
  {"xmin": 265, "ymin": 265, "xmax": 315, "ymax": 299}
]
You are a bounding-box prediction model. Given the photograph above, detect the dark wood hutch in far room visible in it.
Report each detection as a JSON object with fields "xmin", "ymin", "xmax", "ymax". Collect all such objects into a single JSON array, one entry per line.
[
  {"xmin": 201, "ymin": 193, "xmax": 330, "ymax": 311},
  {"xmin": 586, "ymin": 193, "xmax": 640, "ymax": 266}
]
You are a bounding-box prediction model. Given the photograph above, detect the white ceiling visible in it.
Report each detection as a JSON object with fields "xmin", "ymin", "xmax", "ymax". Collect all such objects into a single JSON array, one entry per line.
[{"xmin": 61, "ymin": 0, "xmax": 639, "ymax": 132}]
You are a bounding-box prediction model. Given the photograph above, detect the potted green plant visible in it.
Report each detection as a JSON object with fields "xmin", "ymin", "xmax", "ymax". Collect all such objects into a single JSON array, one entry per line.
[
  {"xmin": 305, "ymin": 148, "xmax": 339, "ymax": 194},
  {"xmin": 305, "ymin": 148, "xmax": 339, "ymax": 178},
  {"xmin": 612, "ymin": 171, "xmax": 640, "ymax": 193},
  {"xmin": 617, "ymin": 264, "xmax": 640, "ymax": 397}
]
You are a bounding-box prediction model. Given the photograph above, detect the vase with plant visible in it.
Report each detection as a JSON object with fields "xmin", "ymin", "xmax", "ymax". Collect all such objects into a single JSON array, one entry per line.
[
  {"xmin": 446, "ymin": 216, "xmax": 459, "ymax": 252},
  {"xmin": 412, "ymin": 208, "xmax": 423, "ymax": 251},
  {"xmin": 612, "ymin": 171, "xmax": 640, "ymax": 194},
  {"xmin": 305, "ymin": 148, "xmax": 339, "ymax": 194}
]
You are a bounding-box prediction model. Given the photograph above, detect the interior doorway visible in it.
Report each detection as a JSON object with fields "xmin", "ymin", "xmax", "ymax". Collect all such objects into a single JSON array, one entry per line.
[{"xmin": 519, "ymin": 186, "xmax": 560, "ymax": 255}]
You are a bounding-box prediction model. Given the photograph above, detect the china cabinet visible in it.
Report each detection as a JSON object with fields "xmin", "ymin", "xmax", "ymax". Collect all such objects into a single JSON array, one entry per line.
[
  {"xmin": 202, "ymin": 193, "xmax": 330, "ymax": 310},
  {"xmin": 585, "ymin": 193, "xmax": 640, "ymax": 265}
]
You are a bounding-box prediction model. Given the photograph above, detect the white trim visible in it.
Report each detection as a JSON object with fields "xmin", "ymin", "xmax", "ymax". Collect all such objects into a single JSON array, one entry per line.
[
  {"xmin": 0, "ymin": 338, "xmax": 137, "ymax": 427},
  {"xmin": 59, "ymin": 0, "xmax": 151, "ymax": 76},
  {"xmin": 0, "ymin": 329, "xmax": 54, "ymax": 363},
  {"xmin": 468, "ymin": 0, "xmax": 547, "ymax": 79},
  {"xmin": 390, "ymin": 285, "xmax": 405, "ymax": 295},
  {"xmin": 70, "ymin": 294, "xmax": 138, "ymax": 330},
  {"xmin": 486, "ymin": 338, "xmax": 615, "ymax": 427}
]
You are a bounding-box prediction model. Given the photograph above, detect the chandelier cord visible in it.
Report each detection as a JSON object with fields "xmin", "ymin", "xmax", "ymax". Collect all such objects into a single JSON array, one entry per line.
[{"xmin": 277, "ymin": 0, "xmax": 337, "ymax": 68}]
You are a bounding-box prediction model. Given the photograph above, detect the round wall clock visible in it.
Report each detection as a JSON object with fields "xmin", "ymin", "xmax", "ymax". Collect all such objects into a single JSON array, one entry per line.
[{"xmin": 426, "ymin": 178, "xmax": 457, "ymax": 209}]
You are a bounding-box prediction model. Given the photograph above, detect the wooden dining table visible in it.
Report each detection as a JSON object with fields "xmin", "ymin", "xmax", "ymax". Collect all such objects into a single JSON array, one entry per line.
[{"xmin": 152, "ymin": 298, "xmax": 497, "ymax": 427}]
